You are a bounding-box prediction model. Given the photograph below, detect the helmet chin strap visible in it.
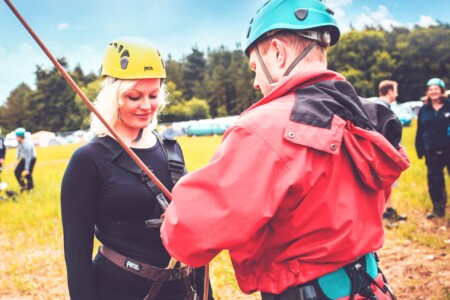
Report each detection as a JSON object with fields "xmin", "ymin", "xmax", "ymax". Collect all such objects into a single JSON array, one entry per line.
[
  {"xmin": 255, "ymin": 46, "xmax": 275, "ymax": 86},
  {"xmin": 283, "ymin": 41, "xmax": 316, "ymax": 77},
  {"xmin": 132, "ymin": 128, "xmax": 144, "ymax": 142},
  {"xmin": 255, "ymin": 41, "xmax": 317, "ymax": 90}
]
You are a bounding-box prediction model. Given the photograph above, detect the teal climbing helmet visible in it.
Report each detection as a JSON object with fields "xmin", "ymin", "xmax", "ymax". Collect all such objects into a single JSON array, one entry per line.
[
  {"xmin": 426, "ymin": 78, "xmax": 445, "ymax": 89},
  {"xmin": 244, "ymin": 0, "xmax": 340, "ymax": 56},
  {"xmin": 15, "ymin": 127, "xmax": 26, "ymax": 137}
]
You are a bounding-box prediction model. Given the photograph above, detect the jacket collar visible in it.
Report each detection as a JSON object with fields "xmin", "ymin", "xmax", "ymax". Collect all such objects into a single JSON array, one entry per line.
[{"xmin": 244, "ymin": 69, "xmax": 345, "ymax": 114}]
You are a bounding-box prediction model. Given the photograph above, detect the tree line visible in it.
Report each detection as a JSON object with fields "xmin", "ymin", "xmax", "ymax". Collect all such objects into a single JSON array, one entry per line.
[{"xmin": 1, "ymin": 24, "xmax": 449, "ymax": 133}]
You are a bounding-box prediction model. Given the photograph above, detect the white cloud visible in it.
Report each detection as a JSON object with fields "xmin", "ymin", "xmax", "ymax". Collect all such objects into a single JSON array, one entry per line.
[
  {"xmin": 351, "ymin": 6, "xmax": 438, "ymax": 32},
  {"xmin": 328, "ymin": 0, "xmax": 352, "ymax": 6},
  {"xmin": 417, "ymin": 15, "xmax": 438, "ymax": 28},
  {"xmin": 57, "ymin": 22, "xmax": 69, "ymax": 31},
  {"xmin": 327, "ymin": 0, "xmax": 352, "ymax": 32},
  {"xmin": 353, "ymin": 5, "xmax": 395, "ymax": 30}
]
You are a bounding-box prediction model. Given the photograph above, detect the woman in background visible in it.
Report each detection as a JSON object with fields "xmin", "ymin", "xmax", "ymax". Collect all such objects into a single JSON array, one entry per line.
[{"xmin": 415, "ymin": 77, "xmax": 450, "ymax": 219}]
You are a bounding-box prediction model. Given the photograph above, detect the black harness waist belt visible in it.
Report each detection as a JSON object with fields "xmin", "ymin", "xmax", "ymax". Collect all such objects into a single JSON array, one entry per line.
[{"xmin": 100, "ymin": 245, "xmax": 192, "ymax": 281}]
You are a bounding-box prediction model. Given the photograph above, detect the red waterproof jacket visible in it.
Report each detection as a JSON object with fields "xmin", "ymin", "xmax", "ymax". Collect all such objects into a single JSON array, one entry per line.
[{"xmin": 161, "ymin": 70, "xmax": 410, "ymax": 294}]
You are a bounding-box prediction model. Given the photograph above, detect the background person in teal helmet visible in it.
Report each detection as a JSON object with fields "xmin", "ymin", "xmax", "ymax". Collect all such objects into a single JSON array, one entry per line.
[
  {"xmin": 415, "ymin": 78, "xmax": 450, "ymax": 219},
  {"xmin": 14, "ymin": 127, "xmax": 37, "ymax": 191},
  {"xmin": 162, "ymin": 1, "xmax": 409, "ymax": 299}
]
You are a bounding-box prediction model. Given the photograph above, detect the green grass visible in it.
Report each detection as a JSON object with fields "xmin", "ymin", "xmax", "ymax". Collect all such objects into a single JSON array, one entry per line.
[{"xmin": 0, "ymin": 124, "xmax": 448, "ymax": 299}]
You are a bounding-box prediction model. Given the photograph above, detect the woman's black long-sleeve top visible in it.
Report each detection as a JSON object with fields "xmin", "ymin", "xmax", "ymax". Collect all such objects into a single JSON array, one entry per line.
[
  {"xmin": 415, "ymin": 99, "xmax": 450, "ymax": 158},
  {"xmin": 61, "ymin": 136, "xmax": 176, "ymax": 299}
]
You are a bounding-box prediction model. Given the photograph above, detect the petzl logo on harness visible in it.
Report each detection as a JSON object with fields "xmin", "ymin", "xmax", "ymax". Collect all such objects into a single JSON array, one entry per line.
[{"xmin": 125, "ymin": 259, "xmax": 142, "ymax": 272}]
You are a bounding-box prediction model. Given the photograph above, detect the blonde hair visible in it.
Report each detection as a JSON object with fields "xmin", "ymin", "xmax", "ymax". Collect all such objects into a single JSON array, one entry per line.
[{"xmin": 90, "ymin": 76, "xmax": 168, "ymax": 136}]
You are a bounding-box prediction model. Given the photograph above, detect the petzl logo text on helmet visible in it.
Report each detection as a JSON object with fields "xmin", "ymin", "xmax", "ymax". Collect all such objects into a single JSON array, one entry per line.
[
  {"xmin": 125, "ymin": 259, "xmax": 141, "ymax": 272},
  {"xmin": 144, "ymin": 66, "xmax": 154, "ymax": 71}
]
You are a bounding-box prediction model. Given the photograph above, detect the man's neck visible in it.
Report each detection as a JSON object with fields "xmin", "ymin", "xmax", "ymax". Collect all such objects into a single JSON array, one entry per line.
[
  {"xmin": 283, "ymin": 61, "xmax": 327, "ymax": 78},
  {"xmin": 379, "ymin": 96, "xmax": 393, "ymax": 104}
]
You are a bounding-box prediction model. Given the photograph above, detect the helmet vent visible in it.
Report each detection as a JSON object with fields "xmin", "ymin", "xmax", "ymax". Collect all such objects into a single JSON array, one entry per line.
[
  {"xmin": 120, "ymin": 50, "xmax": 130, "ymax": 70},
  {"xmin": 294, "ymin": 9, "xmax": 308, "ymax": 21},
  {"xmin": 121, "ymin": 50, "xmax": 130, "ymax": 58},
  {"xmin": 118, "ymin": 45, "xmax": 123, "ymax": 53},
  {"xmin": 246, "ymin": 26, "xmax": 251, "ymax": 39},
  {"xmin": 326, "ymin": 7, "xmax": 334, "ymax": 15},
  {"xmin": 120, "ymin": 57, "xmax": 129, "ymax": 70}
]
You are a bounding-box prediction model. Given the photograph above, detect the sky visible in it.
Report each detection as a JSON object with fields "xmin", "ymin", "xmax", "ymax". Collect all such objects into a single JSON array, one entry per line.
[{"xmin": 1, "ymin": 0, "xmax": 449, "ymax": 105}]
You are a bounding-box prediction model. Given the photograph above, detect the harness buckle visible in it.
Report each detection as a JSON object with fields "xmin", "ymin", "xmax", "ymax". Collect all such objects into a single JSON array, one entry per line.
[
  {"xmin": 140, "ymin": 169, "xmax": 151, "ymax": 183},
  {"xmin": 155, "ymin": 194, "xmax": 170, "ymax": 210},
  {"xmin": 145, "ymin": 219, "xmax": 163, "ymax": 228},
  {"xmin": 372, "ymin": 252, "xmax": 380, "ymax": 262},
  {"xmin": 167, "ymin": 160, "xmax": 184, "ymax": 173},
  {"xmin": 167, "ymin": 160, "xmax": 184, "ymax": 184}
]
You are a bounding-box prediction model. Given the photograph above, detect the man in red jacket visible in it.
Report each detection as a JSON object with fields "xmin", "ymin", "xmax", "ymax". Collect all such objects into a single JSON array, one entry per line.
[{"xmin": 161, "ymin": 0, "xmax": 410, "ymax": 299}]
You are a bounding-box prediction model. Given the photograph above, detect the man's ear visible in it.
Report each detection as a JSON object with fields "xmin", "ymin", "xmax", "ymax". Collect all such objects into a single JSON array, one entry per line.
[{"xmin": 269, "ymin": 38, "xmax": 287, "ymax": 68}]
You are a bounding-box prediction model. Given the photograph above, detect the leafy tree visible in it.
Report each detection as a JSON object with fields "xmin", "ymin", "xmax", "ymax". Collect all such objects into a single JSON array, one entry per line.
[
  {"xmin": 391, "ymin": 25, "xmax": 450, "ymax": 100},
  {"xmin": 165, "ymin": 56, "xmax": 183, "ymax": 92},
  {"xmin": 203, "ymin": 45, "xmax": 259, "ymax": 117},
  {"xmin": 27, "ymin": 58, "xmax": 81, "ymax": 132},
  {"xmin": 161, "ymin": 97, "xmax": 210, "ymax": 122},
  {"xmin": 228, "ymin": 48, "xmax": 261, "ymax": 115},
  {"xmin": 185, "ymin": 97, "xmax": 211, "ymax": 120},
  {"xmin": 205, "ymin": 64, "xmax": 229, "ymax": 117},
  {"xmin": 328, "ymin": 29, "xmax": 387, "ymax": 97},
  {"xmin": 181, "ymin": 47, "xmax": 206, "ymax": 100},
  {"xmin": 340, "ymin": 68, "xmax": 373, "ymax": 97},
  {"xmin": 0, "ymin": 83, "xmax": 33, "ymax": 131},
  {"xmin": 73, "ymin": 79, "xmax": 101, "ymax": 130},
  {"xmin": 369, "ymin": 50, "xmax": 396, "ymax": 94}
]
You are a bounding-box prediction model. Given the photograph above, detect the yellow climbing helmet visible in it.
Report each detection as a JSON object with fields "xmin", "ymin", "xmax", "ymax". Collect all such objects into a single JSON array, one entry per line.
[{"xmin": 100, "ymin": 36, "xmax": 166, "ymax": 80}]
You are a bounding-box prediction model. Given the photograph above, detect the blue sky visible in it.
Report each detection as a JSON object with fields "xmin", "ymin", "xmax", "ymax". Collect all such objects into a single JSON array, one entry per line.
[{"xmin": 1, "ymin": 0, "xmax": 449, "ymax": 104}]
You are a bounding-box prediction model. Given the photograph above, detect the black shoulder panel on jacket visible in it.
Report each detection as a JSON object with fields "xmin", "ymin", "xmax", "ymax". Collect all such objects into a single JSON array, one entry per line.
[{"xmin": 291, "ymin": 80, "xmax": 403, "ymax": 149}]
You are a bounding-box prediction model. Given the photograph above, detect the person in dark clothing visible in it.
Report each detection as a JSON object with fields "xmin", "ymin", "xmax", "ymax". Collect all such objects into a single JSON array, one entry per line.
[
  {"xmin": 61, "ymin": 37, "xmax": 212, "ymax": 300},
  {"xmin": 14, "ymin": 127, "xmax": 37, "ymax": 191},
  {"xmin": 415, "ymin": 78, "xmax": 450, "ymax": 219},
  {"xmin": 0, "ymin": 129, "xmax": 5, "ymax": 174},
  {"xmin": 375, "ymin": 80, "xmax": 407, "ymax": 222}
]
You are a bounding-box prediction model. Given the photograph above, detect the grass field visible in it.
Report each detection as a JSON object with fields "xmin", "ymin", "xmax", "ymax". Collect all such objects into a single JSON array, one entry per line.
[{"xmin": 0, "ymin": 121, "xmax": 448, "ymax": 299}]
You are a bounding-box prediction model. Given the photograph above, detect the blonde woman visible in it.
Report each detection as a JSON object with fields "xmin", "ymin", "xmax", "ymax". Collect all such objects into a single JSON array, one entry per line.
[{"xmin": 61, "ymin": 37, "xmax": 211, "ymax": 300}]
